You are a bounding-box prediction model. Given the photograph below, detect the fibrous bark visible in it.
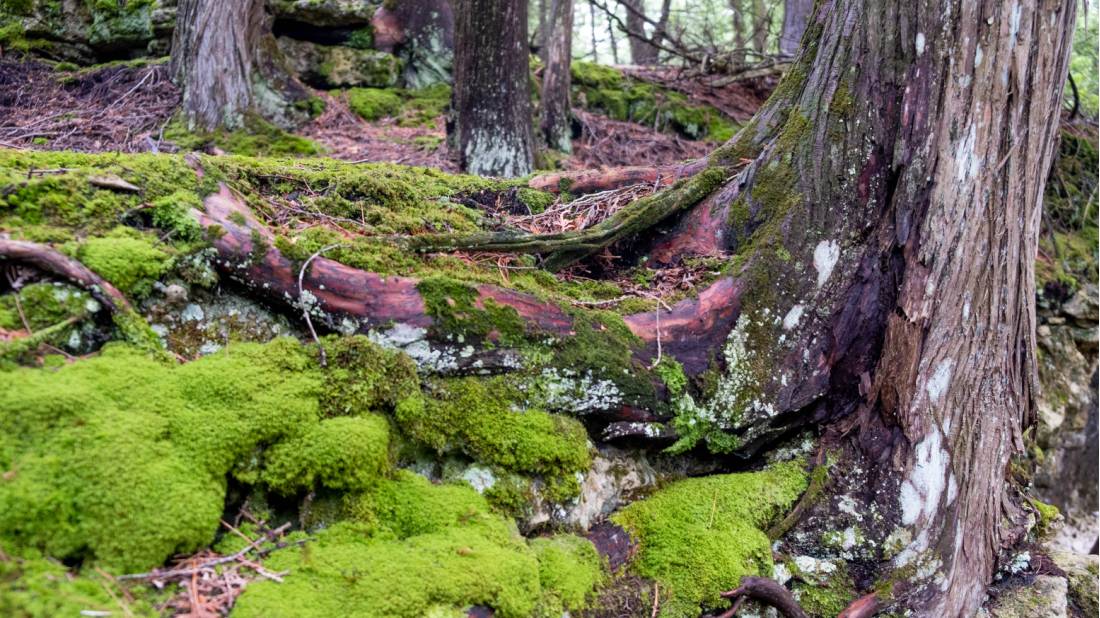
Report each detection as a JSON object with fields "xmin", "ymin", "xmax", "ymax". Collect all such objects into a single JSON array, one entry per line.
[
  {"xmin": 450, "ymin": 0, "xmax": 535, "ymax": 177},
  {"xmin": 176, "ymin": 1, "xmax": 1073, "ymax": 614},
  {"xmin": 540, "ymin": 0, "xmax": 575, "ymax": 153},
  {"xmin": 371, "ymin": 0, "xmax": 455, "ymax": 89},
  {"xmin": 170, "ymin": 0, "xmax": 312, "ymax": 131}
]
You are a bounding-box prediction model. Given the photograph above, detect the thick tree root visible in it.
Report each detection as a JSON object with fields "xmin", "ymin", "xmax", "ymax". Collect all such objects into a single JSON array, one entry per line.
[
  {"xmin": 410, "ymin": 166, "xmax": 729, "ymax": 271},
  {"xmin": 717, "ymin": 576, "xmax": 809, "ymax": 618},
  {"xmin": 196, "ymin": 183, "xmax": 577, "ymax": 338}
]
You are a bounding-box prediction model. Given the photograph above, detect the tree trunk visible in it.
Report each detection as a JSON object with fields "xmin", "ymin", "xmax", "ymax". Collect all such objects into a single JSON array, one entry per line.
[
  {"xmin": 729, "ymin": 0, "xmax": 745, "ymax": 65},
  {"xmin": 777, "ymin": 0, "xmax": 811, "ymax": 57},
  {"xmin": 170, "ymin": 0, "xmax": 311, "ymax": 131},
  {"xmin": 541, "ymin": 0, "xmax": 575, "ymax": 153},
  {"xmin": 450, "ymin": 0, "xmax": 535, "ymax": 177},
  {"xmin": 373, "ymin": 0, "xmax": 455, "ymax": 89},
  {"xmin": 750, "ymin": 0, "xmax": 768, "ymax": 56},
  {"xmin": 177, "ymin": 1, "xmax": 1074, "ymax": 613},
  {"xmin": 623, "ymin": 0, "xmax": 658, "ymax": 64}
]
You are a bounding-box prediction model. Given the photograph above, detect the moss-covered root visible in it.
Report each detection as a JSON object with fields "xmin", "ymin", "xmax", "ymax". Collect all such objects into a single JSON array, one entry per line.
[
  {"xmin": 408, "ymin": 166, "xmax": 729, "ymax": 271},
  {"xmin": 0, "ymin": 239, "xmax": 163, "ymax": 354}
]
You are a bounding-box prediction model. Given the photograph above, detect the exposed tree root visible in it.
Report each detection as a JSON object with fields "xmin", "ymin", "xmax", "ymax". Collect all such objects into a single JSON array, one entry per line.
[
  {"xmin": 197, "ymin": 183, "xmax": 577, "ymax": 338},
  {"xmin": 411, "ymin": 166, "xmax": 729, "ymax": 271},
  {"xmin": 0, "ymin": 239, "xmax": 164, "ymax": 353},
  {"xmin": 527, "ymin": 159, "xmax": 705, "ymax": 195},
  {"xmin": 837, "ymin": 594, "xmax": 880, "ymax": 618},
  {"xmin": 716, "ymin": 576, "xmax": 809, "ymax": 618}
]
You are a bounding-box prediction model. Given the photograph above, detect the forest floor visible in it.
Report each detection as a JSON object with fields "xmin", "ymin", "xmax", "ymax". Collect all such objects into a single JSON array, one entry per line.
[{"xmin": 0, "ymin": 58, "xmax": 769, "ymax": 171}]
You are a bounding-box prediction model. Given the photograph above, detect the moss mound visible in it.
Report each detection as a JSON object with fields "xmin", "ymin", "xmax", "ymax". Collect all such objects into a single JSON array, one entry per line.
[
  {"xmin": 571, "ymin": 62, "xmax": 738, "ymax": 142},
  {"xmin": 233, "ymin": 471, "xmax": 605, "ymax": 618},
  {"xmin": 612, "ymin": 460, "xmax": 808, "ymax": 617}
]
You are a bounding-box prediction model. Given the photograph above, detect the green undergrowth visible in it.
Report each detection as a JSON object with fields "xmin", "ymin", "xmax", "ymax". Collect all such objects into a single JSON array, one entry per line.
[
  {"xmin": 346, "ymin": 84, "xmax": 451, "ymax": 126},
  {"xmin": 571, "ymin": 62, "xmax": 738, "ymax": 142},
  {"xmin": 0, "ymin": 336, "xmax": 602, "ymax": 611},
  {"xmin": 164, "ymin": 114, "xmax": 323, "ymax": 157},
  {"xmin": 1038, "ymin": 127, "xmax": 1098, "ymax": 293},
  {"xmin": 612, "ymin": 460, "xmax": 809, "ymax": 617},
  {"xmin": 233, "ymin": 471, "xmax": 605, "ymax": 618}
]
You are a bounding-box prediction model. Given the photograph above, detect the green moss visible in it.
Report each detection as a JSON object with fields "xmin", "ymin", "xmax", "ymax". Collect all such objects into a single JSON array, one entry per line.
[
  {"xmin": 77, "ymin": 227, "xmax": 173, "ymax": 297},
  {"xmin": 263, "ymin": 415, "xmax": 392, "ymax": 495},
  {"xmin": 320, "ymin": 335, "xmax": 421, "ymax": 416},
  {"xmin": 612, "ymin": 460, "xmax": 808, "ymax": 617},
  {"xmin": 517, "ymin": 187, "xmax": 555, "ymax": 214},
  {"xmin": 346, "ymin": 26, "xmax": 374, "ymax": 50},
  {"xmin": 347, "ymin": 87, "xmax": 403, "ymax": 121},
  {"xmin": 1028, "ymin": 497, "xmax": 1061, "ymax": 537},
  {"xmin": 791, "ymin": 562, "xmax": 856, "ymax": 618},
  {"xmin": 395, "ymin": 377, "xmax": 591, "ymax": 492},
  {"xmin": 0, "ymin": 550, "xmax": 159, "ymax": 618},
  {"xmin": 530, "ymin": 535, "xmax": 606, "ymax": 614},
  {"xmin": 0, "ymin": 339, "xmax": 343, "ymax": 571},
  {"xmin": 654, "ymin": 356, "xmax": 687, "ymax": 397},
  {"xmin": 417, "ymin": 276, "xmax": 527, "ymax": 345},
  {"xmin": 570, "ymin": 62, "xmax": 738, "ymax": 141},
  {"xmin": 234, "ymin": 471, "xmax": 604, "ymax": 618},
  {"xmin": 164, "ymin": 115, "xmax": 322, "ymax": 157},
  {"xmin": 346, "ymin": 85, "xmax": 451, "ymax": 127},
  {"xmin": 150, "ymin": 190, "xmax": 204, "ymax": 241}
]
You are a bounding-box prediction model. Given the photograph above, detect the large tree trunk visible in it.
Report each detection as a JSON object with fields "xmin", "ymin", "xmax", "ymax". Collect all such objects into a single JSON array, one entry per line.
[
  {"xmin": 540, "ymin": 0, "xmax": 575, "ymax": 153},
  {"xmin": 170, "ymin": 0, "xmax": 311, "ymax": 131},
  {"xmin": 777, "ymin": 0, "xmax": 811, "ymax": 57},
  {"xmin": 372, "ymin": 0, "xmax": 455, "ymax": 89},
  {"xmin": 173, "ymin": 1, "xmax": 1074, "ymax": 614},
  {"xmin": 749, "ymin": 0, "xmax": 769, "ymax": 56},
  {"xmin": 450, "ymin": 0, "xmax": 535, "ymax": 177}
]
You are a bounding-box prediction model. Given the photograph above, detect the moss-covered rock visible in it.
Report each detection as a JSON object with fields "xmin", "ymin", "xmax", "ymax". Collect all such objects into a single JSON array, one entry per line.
[
  {"xmin": 77, "ymin": 226, "xmax": 173, "ymax": 297},
  {"xmin": 612, "ymin": 460, "xmax": 808, "ymax": 617},
  {"xmin": 233, "ymin": 471, "xmax": 605, "ymax": 618},
  {"xmin": 346, "ymin": 83, "xmax": 451, "ymax": 126},
  {"xmin": 571, "ymin": 62, "xmax": 738, "ymax": 142},
  {"xmin": 278, "ymin": 36, "xmax": 401, "ymax": 89}
]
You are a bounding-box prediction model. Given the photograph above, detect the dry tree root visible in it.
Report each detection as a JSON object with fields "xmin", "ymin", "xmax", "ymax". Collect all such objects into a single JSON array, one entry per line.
[
  {"xmin": 527, "ymin": 159, "xmax": 706, "ymax": 195},
  {"xmin": 716, "ymin": 576, "xmax": 809, "ymax": 618}
]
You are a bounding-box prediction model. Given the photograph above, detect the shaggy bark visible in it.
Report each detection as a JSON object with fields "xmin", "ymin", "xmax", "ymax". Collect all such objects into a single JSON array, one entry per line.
[
  {"xmin": 170, "ymin": 0, "xmax": 311, "ymax": 131},
  {"xmin": 175, "ymin": 1, "xmax": 1072, "ymax": 613},
  {"xmin": 778, "ymin": 0, "xmax": 812, "ymax": 57},
  {"xmin": 450, "ymin": 0, "xmax": 535, "ymax": 177},
  {"xmin": 540, "ymin": 0, "xmax": 575, "ymax": 153}
]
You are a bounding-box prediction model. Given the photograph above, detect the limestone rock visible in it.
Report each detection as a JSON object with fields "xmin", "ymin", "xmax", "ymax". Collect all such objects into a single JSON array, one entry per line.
[
  {"xmin": 1049, "ymin": 550, "xmax": 1099, "ymax": 617},
  {"xmin": 277, "ymin": 36, "xmax": 400, "ymax": 88},
  {"xmin": 980, "ymin": 575, "xmax": 1068, "ymax": 618}
]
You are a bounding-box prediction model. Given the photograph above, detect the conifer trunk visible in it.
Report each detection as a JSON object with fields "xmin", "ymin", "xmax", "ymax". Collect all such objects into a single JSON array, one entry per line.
[
  {"xmin": 170, "ymin": 0, "xmax": 310, "ymax": 131},
  {"xmin": 778, "ymin": 0, "xmax": 811, "ymax": 57},
  {"xmin": 450, "ymin": 0, "xmax": 535, "ymax": 177},
  {"xmin": 541, "ymin": 0, "xmax": 575, "ymax": 153}
]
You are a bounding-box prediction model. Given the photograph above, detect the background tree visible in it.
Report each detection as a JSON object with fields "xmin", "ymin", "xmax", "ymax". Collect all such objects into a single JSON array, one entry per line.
[
  {"xmin": 777, "ymin": 0, "xmax": 811, "ymax": 57},
  {"xmin": 541, "ymin": 0, "xmax": 575, "ymax": 152},
  {"xmin": 170, "ymin": 0, "xmax": 312, "ymax": 131},
  {"xmin": 451, "ymin": 0, "xmax": 535, "ymax": 176}
]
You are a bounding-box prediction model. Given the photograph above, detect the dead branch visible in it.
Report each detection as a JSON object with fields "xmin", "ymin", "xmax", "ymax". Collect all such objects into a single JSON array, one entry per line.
[{"xmin": 0, "ymin": 239, "xmax": 133, "ymax": 313}]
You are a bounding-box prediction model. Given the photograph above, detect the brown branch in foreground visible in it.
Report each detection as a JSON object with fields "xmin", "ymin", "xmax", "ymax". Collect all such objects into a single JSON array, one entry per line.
[
  {"xmin": 528, "ymin": 159, "xmax": 706, "ymax": 194},
  {"xmin": 718, "ymin": 576, "xmax": 808, "ymax": 618}
]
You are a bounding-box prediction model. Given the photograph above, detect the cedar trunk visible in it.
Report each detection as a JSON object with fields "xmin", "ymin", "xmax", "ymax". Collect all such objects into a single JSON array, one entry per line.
[
  {"xmin": 778, "ymin": 0, "xmax": 811, "ymax": 57},
  {"xmin": 540, "ymin": 0, "xmax": 575, "ymax": 153},
  {"xmin": 450, "ymin": 0, "xmax": 535, "ymax": 177},
  {"xmin": 177, "ymin": 1, "xmax": 1075, "ymax": 614},
  {"xmin": 170, "ymin": 0, "xmax": 310, "ymax": 131},
  {"xmin": 624, "ymin": 0, "xmax": 658, "ymax": 64}
]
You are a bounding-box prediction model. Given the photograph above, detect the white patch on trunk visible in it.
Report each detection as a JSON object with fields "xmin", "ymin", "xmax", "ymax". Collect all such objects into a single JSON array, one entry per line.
[
  {"xmin": 915, "ymin": 32, "xmax": 926, "ymax": 55},
  {"xmin": 956, "ymin": 124, "xmax": 981, "ymax": 180},
  {"xmin": 813, "ymin": 240, "xmax": 840, "ymax": 288},
  {"xmin": 899, "ymin": 431, "xmax": 949, "ymax": 525},
  {"xmin": 926, "ymin": 358, "xmax": 954, "ymax": 403},
  {"xmin": 782, "ymin": 304, "xmax": 805, "ymax": 330}
]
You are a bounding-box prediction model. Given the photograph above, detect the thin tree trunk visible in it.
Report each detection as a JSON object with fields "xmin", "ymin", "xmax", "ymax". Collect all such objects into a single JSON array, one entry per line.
[
  {"xmin": 624, "ymin": 0, "xmax": 658, "ymax": 64},
  {"xmin": 541, "ymin": 0, "xmax": 575, "ymax": 153},
  {"xmin": 750, "ymin": 0, "xmax": 768, "ymax": 56},
  {"xmin": 589, "ymin": 0, "xmax": 600, "ymax": 61},
  {"xmin": 650, "ymin": 0, "xmax": 671, "ymax": 62},
  {"xmin": 537, "ymin": 0, "xmax": 549, "ymax": 58},
  {"xmin": 170, "ymin": 0, "xmax": 310, "ymax": 131},
  {"xmin": 607, "ymin": 8, "xmax": 619, "ymax": 63},
  {"xmin": 450, "ymin": 0, "xmax": 535, "ymax": 177},
  {"xmin": 778, "ymin": 0, "xmax": 811, "ymax": 57}
]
